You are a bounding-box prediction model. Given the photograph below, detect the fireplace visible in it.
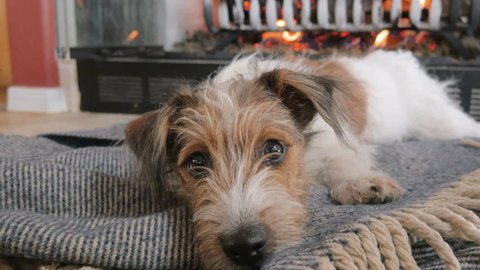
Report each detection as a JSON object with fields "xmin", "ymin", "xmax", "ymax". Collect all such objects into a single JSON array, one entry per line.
[
  {"xmin": 64, "ymin": 0, "xmax": 480, "ymax": 120},
  {"xmin": 197, "ymin": 0, "xmax": 479, "ymax": 58}
]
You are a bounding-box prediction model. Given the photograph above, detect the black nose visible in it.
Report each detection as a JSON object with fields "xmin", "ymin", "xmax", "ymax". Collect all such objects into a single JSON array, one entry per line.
[{"xmin": 220, "ymin": 226, "xmax": 267, "ymax": 266}]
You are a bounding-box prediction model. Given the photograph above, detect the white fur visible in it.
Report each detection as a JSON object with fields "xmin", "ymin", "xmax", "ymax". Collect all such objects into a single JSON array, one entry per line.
[
  {"xmin": 213, "ymin": 50, "xmax": 480, "ymax": 190},
  {"xmin": 193, "ymin": 168, "xmax": 303, "ymax": 237},
  {"xmin": 338, "ymin": 51, "xmax": 480, "ymax": 141}
]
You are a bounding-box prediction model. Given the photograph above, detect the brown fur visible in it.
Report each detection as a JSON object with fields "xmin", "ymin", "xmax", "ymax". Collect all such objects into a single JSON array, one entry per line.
[
  {"xmin": 127, "ymin": 80, "xmax": 312, "ymax": 269},
  {"xmin": 303, "ymin": 58, "xmax": 368, "ymax": 136},
  {"xmin": 125, "ymin": 57, "xmax": 372, "ymax": 269},
  {"xmin": 177, "ymin": 82, "xmax": 308, "ymax": 268}
]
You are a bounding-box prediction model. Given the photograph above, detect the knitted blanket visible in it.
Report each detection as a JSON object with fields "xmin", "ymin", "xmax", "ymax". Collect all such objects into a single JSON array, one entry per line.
[{"xmin": 0, "ymin": 124, "xmax": 479, "ymax": 269}]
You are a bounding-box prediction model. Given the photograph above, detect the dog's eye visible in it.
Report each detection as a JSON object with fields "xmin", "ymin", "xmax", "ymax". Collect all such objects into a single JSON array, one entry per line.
[
  {"xmin": 262, "ymin": 139, "xmax": 285, "ymax": 166},
  {"xmin": 186, "ymin": 152, "xmax": 210, "ymax": 178}
]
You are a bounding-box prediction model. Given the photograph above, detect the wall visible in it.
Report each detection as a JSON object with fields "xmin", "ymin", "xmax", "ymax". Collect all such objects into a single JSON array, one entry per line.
[
  {"xmin": 0, "ymin": 0, "xmax": 12, "ymax": 106},
  {"xmin": 5, "ymin": 0, "xmax": 68, "ymax": 113},
  {"xmin": 6, "ymin": 0, "xmax": 59, "ymax": 87}
]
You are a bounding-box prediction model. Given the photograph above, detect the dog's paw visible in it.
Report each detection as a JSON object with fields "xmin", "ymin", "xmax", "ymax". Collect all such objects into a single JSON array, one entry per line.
[{"xmin": 330, "ymin": 175, "xmax": 405, "ymax": 205}]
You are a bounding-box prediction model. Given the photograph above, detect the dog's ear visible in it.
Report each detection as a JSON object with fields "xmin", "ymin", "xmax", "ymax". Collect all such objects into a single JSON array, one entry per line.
[
  {"xmin": 125, "ymin": 93, "xmax": 192, "ymax": 194},
  {"xmin": 258, "ymin": 69, "xmax": 347, "ymax": 141}
]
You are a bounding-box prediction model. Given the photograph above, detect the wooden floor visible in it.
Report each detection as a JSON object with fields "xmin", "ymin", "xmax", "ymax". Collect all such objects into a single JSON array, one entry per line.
[
  {"xmin": 0, "ymin": 89, "xmax": 6, "ymax": 110},
  {"xmin": 0, "ymin": 110, "xmax": 137, "ymax": 136}
]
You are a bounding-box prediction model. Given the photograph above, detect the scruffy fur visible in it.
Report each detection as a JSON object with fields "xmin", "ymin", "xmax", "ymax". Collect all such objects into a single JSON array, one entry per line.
[{"xmin": 125, "ymin": 51, "xmax": 480, "ymax": 269}]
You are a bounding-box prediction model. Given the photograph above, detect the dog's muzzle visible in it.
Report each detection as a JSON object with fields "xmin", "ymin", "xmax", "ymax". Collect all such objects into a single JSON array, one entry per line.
[{"xmin": 220, "ymin": 225, "xmax": 267, "ymax": 267}]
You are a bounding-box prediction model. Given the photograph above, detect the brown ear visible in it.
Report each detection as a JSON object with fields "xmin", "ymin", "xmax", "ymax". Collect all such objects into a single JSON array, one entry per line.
[
  {"xmin": 125, "ymin": 110, "xmax": 162, "ymax": 158},
  {"xmin": 125, "ymin": 93, "xmax": 194, "ymax": 194},
  {"xmin": 258, "ymin": 69, "xmax": 347, "ymax": 141}
]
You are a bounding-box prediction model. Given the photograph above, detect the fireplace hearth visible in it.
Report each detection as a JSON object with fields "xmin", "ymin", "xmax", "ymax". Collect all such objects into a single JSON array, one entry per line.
[{"xmin": 68, "ymin": 0, "xmax": 480, "ymax": 120}]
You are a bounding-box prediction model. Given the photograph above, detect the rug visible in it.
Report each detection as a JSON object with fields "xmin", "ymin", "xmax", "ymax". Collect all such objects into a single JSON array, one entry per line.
[{"xmin": 0, "ymin": 124, "xmax": 479, "ymax": 269}]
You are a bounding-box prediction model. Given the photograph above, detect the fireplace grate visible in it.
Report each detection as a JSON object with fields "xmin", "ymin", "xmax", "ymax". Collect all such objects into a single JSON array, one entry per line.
[{"xmin": 205, "ymin": 0, "xmax": 480, "ymax": 32}]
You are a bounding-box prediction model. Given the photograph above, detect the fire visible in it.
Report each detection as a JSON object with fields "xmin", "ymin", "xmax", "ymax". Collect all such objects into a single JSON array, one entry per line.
[
  {"xmin": 383, "ymin": 0, "xmax": 430, "ymax": 11},
  {"xmin": 127, "ymin": 29, "xmax": 140, "ymax": 42},
  {"xmin": 373, "ymin": 29, "xmax": 390, "ymax": 48},
  {"xmin": 276, "ymin": 19, "xmax": 286, "ymax": 28},
  {"xmin": 282, "ymin": 31, "xmax": 302, "ymax": 42},
  {"xmin": 243, "ymin": 1, "xmax": 250, "ymax": 11},
  {"xmin": 259, "ymin": 20, "xmax": 302, "ymax": 45}
]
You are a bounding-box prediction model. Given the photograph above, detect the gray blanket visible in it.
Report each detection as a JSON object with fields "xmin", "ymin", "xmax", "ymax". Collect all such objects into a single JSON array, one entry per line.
[{"xmin": 0, "ymin": 125, "xmax": 479, "ymax": 269}]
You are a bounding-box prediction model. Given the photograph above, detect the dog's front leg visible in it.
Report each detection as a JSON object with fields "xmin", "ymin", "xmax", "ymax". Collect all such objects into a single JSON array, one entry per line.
[
  {"xmin": 327, "ymin": 171, "xmax": 405, "ymax": 204},
  {"xmin": 306, "ymin": 135, "xmax": 405, "ymax": 205}
]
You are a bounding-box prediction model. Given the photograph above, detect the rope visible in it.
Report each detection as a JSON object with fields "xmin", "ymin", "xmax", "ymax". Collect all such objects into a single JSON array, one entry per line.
[
  {"xmin": 392, "ymin": 211, "xmax": 460, "ymax": 270},
  {"xmin": 352, "ymin": 224, "xmax": 385, "ymax": 270},
  {"xmin": 441, "ymin": 197, "xmax": 480, "ymax": 211},
  {"xmin": 423, "ymin": 206, "xmax": 480, "ymax": 243},
  {"xmin": 378, "ymin": 215, "xmax": 420, "ymax": 270},
  {"xmin": 326, "ymin": 242, "xmax": 359, "ymax": 270},
  {"xmin": 368, "ymin": 219, "xmax": 400, "ymax": 269},
  {"xmin": 308, "ymin": 170, "xmax": 480, "ymax": 270},
  {"xmin": 330, "ymin": 170, "xmax": 480, "ymax": 270},
  {"xmin": 338, "ymin": 233, "xmax": 368, "ymax": 270},
  {"xmin": 446, "ymin": 203, "xmax": 480, "ymax": 228},
  {"xmin": 404, "ymin": 208, "xmax": 464, "ymax": 240},
  {"xmin": 317, "ymin": 256, "xmax": 336, "ymax": 270},
  {"xmin": 460, "ymin": 138, "xmax": 480, "ymax": 148}
]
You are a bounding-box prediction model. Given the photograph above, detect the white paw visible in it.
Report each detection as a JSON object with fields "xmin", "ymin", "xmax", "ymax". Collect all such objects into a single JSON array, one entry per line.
[{"xmin": 330, "ymin": 175, "xmax": 405, "ymax": 205}]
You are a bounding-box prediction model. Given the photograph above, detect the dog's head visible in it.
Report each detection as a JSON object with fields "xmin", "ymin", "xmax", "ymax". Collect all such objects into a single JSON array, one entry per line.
[{"xmin": 125, "ymin": 69, "xmax": 347, "ymax": 269}]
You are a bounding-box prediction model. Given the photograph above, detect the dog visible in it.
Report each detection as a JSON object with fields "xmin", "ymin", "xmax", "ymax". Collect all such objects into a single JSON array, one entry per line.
[{"xmin": 125, "ymin": 50, "xmax": 480, "ymax": 269}]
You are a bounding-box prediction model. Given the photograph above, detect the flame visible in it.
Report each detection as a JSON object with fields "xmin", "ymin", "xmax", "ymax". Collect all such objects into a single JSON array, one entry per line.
[
  {"xmin": 276, "ymin": 19, "xmax": 286, "ymax": 28},
  {"xmin": 243, "ymin": 1, "xmax": 250, "ymax": 11},
  {"xmin": 383, "ymin": 0, "xmax": 429, "ymax": 11},
  {"xmin": 373, "ymin": 29, "xmax": 390, "ymax": 48},
  {"xmin": 282, "ymin": 31, "xmax": 302, "ymax": 42},
  {"xmin": 127, "ymin": 29, "xmax": 140, "ymax": 42}
]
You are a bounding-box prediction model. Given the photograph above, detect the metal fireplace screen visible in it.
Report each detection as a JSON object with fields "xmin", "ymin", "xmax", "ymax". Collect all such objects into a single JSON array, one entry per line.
[
  {"xmin": 204, "ymin": 0, "xmax": 480, "ymax": 32},
  {"xmin": 72, "ymin": 1, "xmax": 480, "ymax": 118}
]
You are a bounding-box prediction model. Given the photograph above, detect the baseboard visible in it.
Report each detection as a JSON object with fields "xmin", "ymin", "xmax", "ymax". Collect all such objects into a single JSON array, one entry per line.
[{"xmin": 7, "ymin": 86, "xmax": 67, "ymax": 113}]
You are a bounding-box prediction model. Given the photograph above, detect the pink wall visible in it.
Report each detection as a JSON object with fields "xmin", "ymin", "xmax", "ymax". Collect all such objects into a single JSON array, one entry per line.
[{"xmin": 7, "ymin": 0, "xmax": 59, "ymax": 87}]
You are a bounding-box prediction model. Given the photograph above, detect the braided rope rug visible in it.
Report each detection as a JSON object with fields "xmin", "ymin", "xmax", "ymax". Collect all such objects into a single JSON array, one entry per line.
[{"xmin": 0, "ymin": 124, "xmax": 479, "ymax": 270}]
